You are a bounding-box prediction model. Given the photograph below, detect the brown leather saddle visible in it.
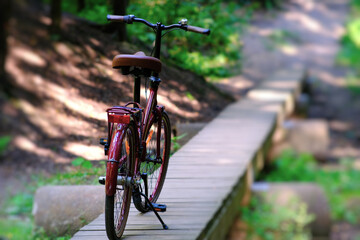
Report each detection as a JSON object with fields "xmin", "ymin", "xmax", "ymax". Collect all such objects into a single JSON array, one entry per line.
[{"xmin": 112, "ymin": 51, "xmax": 161, "ymax": 76}]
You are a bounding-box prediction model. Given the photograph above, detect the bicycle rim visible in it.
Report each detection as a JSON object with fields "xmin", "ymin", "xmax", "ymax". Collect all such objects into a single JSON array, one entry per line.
[
  {"xmin": 142, "ymin": 111, "xmax": 171, "ymax": 202},
  {"xmin": 105, "ymin": 124, "xmax": 135, "ymax": 240}
]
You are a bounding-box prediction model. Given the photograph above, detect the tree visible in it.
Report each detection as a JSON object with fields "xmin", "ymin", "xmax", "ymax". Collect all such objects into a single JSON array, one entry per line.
[
  {"xmin": 113, "ymin": 0, "xmax": 128, "ymax": 42},
  {"xmin": 0, "ymin": 0, "xmax": 12, "ymax": 93},
  {"xmin": 50, "ymin": 0, "xmax": 62, "ymax": 33}
]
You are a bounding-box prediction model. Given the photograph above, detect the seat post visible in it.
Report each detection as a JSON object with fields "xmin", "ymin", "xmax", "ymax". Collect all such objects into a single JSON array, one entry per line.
[{"xmin": 134, "ymin": 76, "xmax": 141, "ymax": 106}]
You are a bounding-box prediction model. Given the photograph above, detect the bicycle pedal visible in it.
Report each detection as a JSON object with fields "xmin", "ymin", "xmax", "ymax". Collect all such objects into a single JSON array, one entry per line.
[
  {"xmin": 99, "ymin": 138, "xmax": 108, "ymax": 146},
  {"xmin": 151, "ymin": 203, "xmax": 167, "ymax": 212},
  {"xmin": 100, "ymin": 138, "xmax": 109, "ymax": 155}
]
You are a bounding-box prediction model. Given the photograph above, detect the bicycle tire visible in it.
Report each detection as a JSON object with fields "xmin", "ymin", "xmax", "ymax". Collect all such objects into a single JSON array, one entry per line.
[
  {"xmin": 134, "ymin": 111, "xmax": 171, "ymax": 212},
  {"xmin": 105, "ymin": 123, "xmax": 136, "ymax": 240}
]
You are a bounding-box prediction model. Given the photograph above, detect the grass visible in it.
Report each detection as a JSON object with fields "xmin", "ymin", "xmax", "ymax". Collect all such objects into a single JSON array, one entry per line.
[
  {"xmin": 171, "ymin": 133, "xmax": 187, "ymax": 155},
  {"xmin": 260, "ymin": 150, "xmax": 360, "ymax": 224},
  {"xmin": 0, "ymin": 135, "xmax": 11, "ymax": 155},
  {"xmin": 264, "ymin": 30, "xmax": 301, "ymax": 51},
  {"xmin": 346, "ymin": 74, "xmax": 360, "ymax": 95},
  {"xmin": 0, "ymin": 158, "xmax": 105, "ymax": 239},
  {"xmin": 337, "ymin": 0, "xmax": 360, "ymax": 95},
  {"xmin": 241, "ymin": 196, "xmax": 314, "ymax": 240},
  {"xmin": 239, "ymin": 150, "xmax": 360, "ymax": 239},
  {"xmin": 0, "ymin": 218, "xmax": 33, "ymax": 240}
]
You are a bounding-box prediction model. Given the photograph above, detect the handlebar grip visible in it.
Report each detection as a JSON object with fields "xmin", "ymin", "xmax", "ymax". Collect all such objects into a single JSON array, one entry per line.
[
  {"xmin": 187, "ymin": 25, "xmax": 211, "ymax": 35},
  {"xmin": 107, "ymin": 15, "xmax": 134, "ymax": 23},
  {"xmin": 107, "ymin": 14, "xmax": 125, "ymax": 22}
]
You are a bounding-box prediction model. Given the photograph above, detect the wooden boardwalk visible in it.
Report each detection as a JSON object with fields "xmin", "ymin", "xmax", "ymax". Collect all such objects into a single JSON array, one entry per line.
[{"xmin": 71, "ymin": 68, "xmax": 305, "ymax": 240}]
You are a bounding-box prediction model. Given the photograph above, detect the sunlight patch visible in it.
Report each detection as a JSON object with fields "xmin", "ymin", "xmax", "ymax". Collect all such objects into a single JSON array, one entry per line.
[
  {"xmin": 281, "ymin": 45, "xmax": 298, "ymax": 55},
  {"xmin": 157, "ymin": 94, "xmax": 199, "ymax": 119},
  {"xmin": 64, "ymin": 142, "xmax": 104, "ymax": 161},
  {"xmin": 13, "ymin": 136, "xmax": 68, "ymax": 163},
  {"xmin": 12, "ymin": 47, "xmax": 46, "ymax": 67},
  {"xmin": 54, "ymin": 43, "xmax": 73, "ymax": 59}
]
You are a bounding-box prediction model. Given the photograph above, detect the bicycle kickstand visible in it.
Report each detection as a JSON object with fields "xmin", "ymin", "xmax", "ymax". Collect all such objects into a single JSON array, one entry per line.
[
  {"xmin": 139, "ymin": 191, "xmax": 168, "ymax": 230},
  {"xmin": 140, "ymin": 173, "xmax": 168, "ymax": 230}
]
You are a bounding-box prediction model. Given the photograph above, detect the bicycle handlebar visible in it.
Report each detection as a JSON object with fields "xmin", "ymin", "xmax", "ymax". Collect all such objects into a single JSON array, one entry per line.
[
  {"xmin": 107, "ymin": 14, "xmax": 210, "ymax": 36},
  {"xmin": 186, "ymin": 25, "xmax": 210, "ymax": 35}
]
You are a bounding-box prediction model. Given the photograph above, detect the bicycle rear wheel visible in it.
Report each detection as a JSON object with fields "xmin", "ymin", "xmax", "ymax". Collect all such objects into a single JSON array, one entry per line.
[
  {"xmin": 105, "ymin": 124, "xmax": 135, "ymax": 240},
  {"xmin": 134, "ymin": 111, "xmax": 171, "ymax": 212}
]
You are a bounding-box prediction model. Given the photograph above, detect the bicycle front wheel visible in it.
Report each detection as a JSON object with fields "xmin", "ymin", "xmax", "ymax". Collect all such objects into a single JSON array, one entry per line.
[
  {"xmin": 135, "ymin": 111, "xmax": 171, "ymax": 212},
  {"xmin": 105, "ymin": 124, "xmax": 135, "ymax": 240}
]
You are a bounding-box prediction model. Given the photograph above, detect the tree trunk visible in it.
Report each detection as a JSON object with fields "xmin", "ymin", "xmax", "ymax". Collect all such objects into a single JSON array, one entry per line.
[
  {"xmin": 0, "ymin": 0, "xmax": 12, "ymax": 93},
  {"xmin": 77, "ymin": 0, "xmax": 85, "ymax": 12},
  {"xmin": 113, "ymin": 0, "xmax": 128, "ymax": 42},
  {"xmin": 50, "ymin": 0, "xmax": 62, "ymax": 33}
]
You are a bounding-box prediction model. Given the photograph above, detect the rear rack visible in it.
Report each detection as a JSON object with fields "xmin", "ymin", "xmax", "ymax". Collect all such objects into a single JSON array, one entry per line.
[{"xmin": 102, "ymin": 105, "xmax": 143, "ymax": 155}]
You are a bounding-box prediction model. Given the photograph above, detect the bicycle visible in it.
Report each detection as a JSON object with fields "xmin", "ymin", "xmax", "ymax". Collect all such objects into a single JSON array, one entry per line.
[{"xmin": 98, "ymin": 14, "xmax": 210, "ymax": 240}]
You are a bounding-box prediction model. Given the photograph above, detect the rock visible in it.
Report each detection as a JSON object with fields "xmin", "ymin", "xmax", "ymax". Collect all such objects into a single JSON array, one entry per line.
[
  {"xmin": 252, "ymin": 182, "xmax": 331, "ymax": 237},
  {"xmin": 33, "ymin": 185, "xmax": 105, "ymax": 236},
  {"xmin": 271, "ymin": 119, "xmax": 329, "ymax": 160}
]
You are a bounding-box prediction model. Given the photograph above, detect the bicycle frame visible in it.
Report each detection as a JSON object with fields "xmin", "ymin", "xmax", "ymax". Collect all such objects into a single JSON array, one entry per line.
[
  {"xmin": 105, "ymin": 78, "xmax": 164, "ymax": 196},
  {"xmin": 105, "ymin": 19, "xmax": 170, "ymax": 196}
]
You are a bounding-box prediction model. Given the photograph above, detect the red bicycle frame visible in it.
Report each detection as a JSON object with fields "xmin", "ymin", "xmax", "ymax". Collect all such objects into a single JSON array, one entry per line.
[{"xmin": 105, "ymin": 76, "xmax": 163, "ymax": 196}]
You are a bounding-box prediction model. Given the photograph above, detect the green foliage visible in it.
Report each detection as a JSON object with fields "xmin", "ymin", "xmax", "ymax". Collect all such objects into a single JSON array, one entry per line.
[
  {"xmin": 62, "ymin": 0, "xmax": 110, "ymax": 24},
  {"xmin": 346, "ymin": 74, "xmax": 360, "ymax": 95},
  {"xmin": 337, "ymin": 0, "xmax": 360, "ymax": 92},
  {"xmin": 0, "ymin": 218, "xmax": 33, "ymax": 240},
  {"xmin": 57, "ymin": 0, "xmax": 245, "ymax": 78},
  {"xmin": 351, "ymin": 0, "xmax": 360, "ymax": 12},
  {"xmin": 4, "ymin": 193, "xmax": 33, "ymax": 216},
  {"xmin": 0, "ymin": 135, "xmax": 11, "ymax": 154},
  {"xmin": 34, "ymin": 160, "xmax": 104, "ymax": 187},
  {"xmin": 347, "ymin": 18, "xmax": 360, "ymax": 48},
  {"xmin": 265, "ymin": 150, "xmax": 317, "ymax": 181},
  {"xmin": 338, "ymin": 37, "xmax": 360, "ymax": 94},
  {"xmin": 185, "ymin": 92, "xmax": 195, "ymax": 101},
  {"xmin": 1, "ymin": 157, "xmax": 105, "ymax": 239},
  {"xmin": 171, "ymin": 133, "xmax": 187, "ymax": 155},
  {"xmin": 241, "ymin": 196, "xmax": 313, "ymax": 240},
  {"xmin": 127, "ymin": 0, "xmax": 244, "ymax": 77},
  {"xmin": 71, "ymin": 157, "xmax": 93, "ymax": 169},
  {"xmin": 266, "ymin": 30, "xmax": 301, "ymax": 50},
  {"xmin": 77, "ymin": 4, "xmax": 110, "ymax": 24},
  {"xmin": 0, "ymin": 217, "xmax": 71, "ymax": 240},
  {"xmin": 338, "ymin": 28, "xmax": 360, "ymax": 69},
  {"xmin": 264, "ymin": 150, "xmax": 360, "ymax": 224},
  {"xmin": 337, "ymin": 36, "xmax": 360, "ymax": 68}
]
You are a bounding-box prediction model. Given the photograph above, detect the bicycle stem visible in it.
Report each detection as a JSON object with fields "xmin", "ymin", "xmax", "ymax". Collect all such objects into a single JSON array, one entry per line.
[{"xmin": 153, "ymin": 23, "xmax": 163, "ymax": 77}]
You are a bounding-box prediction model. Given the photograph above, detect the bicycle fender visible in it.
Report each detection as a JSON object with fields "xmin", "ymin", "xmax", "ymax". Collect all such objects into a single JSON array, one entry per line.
[{"xmin": 106, "ymin": 123, "xmax": 127, "ymax": 196}]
